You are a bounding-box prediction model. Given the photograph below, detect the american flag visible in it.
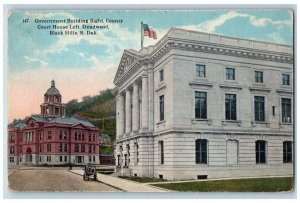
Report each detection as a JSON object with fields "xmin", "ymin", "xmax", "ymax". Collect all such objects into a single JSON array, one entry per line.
[{"xmin": 143, "ymin": 24, "xmax": 157, "ymax": 40}]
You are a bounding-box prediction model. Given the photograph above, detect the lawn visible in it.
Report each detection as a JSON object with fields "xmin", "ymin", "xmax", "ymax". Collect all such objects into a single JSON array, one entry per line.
[
  {"xmin": 119, "ymin": 176, "xmax": 166, "ymax": 183},
  {"xmin": 151, "ymin": 177, "xmax": 293, "ymax": 192}
]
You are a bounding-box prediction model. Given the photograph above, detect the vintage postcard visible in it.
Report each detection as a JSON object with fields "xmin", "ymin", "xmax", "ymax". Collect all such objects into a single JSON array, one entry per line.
[{"xmin": 7, "ymin": 9, "xmax": 294, "ymax": 193}]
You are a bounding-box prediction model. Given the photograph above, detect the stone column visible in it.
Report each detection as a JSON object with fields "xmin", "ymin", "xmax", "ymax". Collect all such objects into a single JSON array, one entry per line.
[
  {"xmin": 141, "ymin": 75, "xmax": 149, "ymax": 130},
  {"xmin": 132, "ymin": 82, "xmax": 140, "ymax": 132},
  {"xmin": 125, "ymin": 89, "xmax": 132, "ymax": 134},
  {"xmin": 148, "ymin": 64, "xmax": 154, "ymax": 131},
  {"xmin": 116, "ymin": 93, "xmax": 125, "ymax": 139}
]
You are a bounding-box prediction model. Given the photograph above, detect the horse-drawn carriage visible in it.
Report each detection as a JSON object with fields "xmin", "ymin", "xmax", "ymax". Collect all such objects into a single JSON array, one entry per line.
[{"xmin": 83, "ymin": 164, "xmax": 97, "ymax": 181}]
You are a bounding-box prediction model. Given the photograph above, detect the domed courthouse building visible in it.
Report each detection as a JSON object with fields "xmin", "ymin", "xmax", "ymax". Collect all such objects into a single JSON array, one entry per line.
[
  {"xmin": 8, "ymin": 80, "xmax": 100, "ymax": 165},
  {"xmin": 113, "ymin": 28, "xmax": 293, "ymax": 180}
]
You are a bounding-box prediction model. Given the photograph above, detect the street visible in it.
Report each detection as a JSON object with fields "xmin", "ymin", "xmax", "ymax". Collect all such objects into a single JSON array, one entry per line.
[{"xmin": 8, "ymin": 167, "xmax": 121, "ymax": 192}]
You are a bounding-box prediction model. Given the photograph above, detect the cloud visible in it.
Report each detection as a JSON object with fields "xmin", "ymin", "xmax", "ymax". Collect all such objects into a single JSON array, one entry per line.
[
  {"xmin": 268, "ymin": 32, "xmax": 286, "ymax": 44},
  {"xmin": 24, "ymin": 55, "xmax": 48, "ymax": 66},
  {"xmin": 179, "ymin": 11, "xmax": 292, "ymax": 33}
]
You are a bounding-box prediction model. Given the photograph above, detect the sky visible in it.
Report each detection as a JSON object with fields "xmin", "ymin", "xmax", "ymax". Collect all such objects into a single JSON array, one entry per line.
[{"xmin": 7, "ymin": 9, "xmax": 293, "ymax": 122}]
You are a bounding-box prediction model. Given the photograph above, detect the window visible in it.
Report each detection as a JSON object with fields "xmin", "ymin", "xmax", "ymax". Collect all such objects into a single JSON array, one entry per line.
[
  {"xmin": 159, "ymin": 141, "xmax": 164, "ymax": 165},
  {"xmin": 195, "ymin": 139, "xmax": 207, "ymax": 164},
  {"xmin": 64, "ymin": 144, "xmax": 67, "ymax": 152},
  {"xmin": 93, "ymin": 145, "xmax": 96, "ymax": 153},
  {"xmin": 75, "ymin": 132, "xmax": 78, "ymax": 141},
  {"xmin": 283, "ymin": 141, "xmax": 292, "ymax": 163},
  {"xmin": 93, "ymin": 156, "xmax": 95, "ymax": 162},
  {"xmin": 282, "ymin": 98, "xmax": 291, "ymax": 123},
  {"xmin": 63, "ymin": 131, "xmax": 67, "ymax": 140},
  {"xmin": 226, "ymin": 68, "xmax": 235, "ymax": 80},
  {"xmin": 272, "ymin": 106, "xmax": 275, "ymax": 116},
  {"xmin": 256, "ymin": 140, "xmax": 266, "ymax": 164},
  {"xmin": 10, "ymin": 147, "xmax": 15, "ymax": 154},
  {"xmin": 9, "ymin": 134, "xmax": 15, "ymax": 143},
  {"xmin": 282, "ymin": 74, "xmax": 290, "ymax": 85},
  {"xmin": 225, "ymin": 94, "xmax": 236, "ymax": 120},
  {"xmin": 135, "ymin": 143, "xmax": 139, "ymax": 164},
  {"xmin": 39, "ymin": 145, "xmax": 42, "ymax": 153},
  {"xmin": 39, "ymin": 132, "xmax": 42, "ymax": 140},
  {"xmin": 255, "ymin": 71, "xmax": 263, "ymax": 83},
  {"xmin": 47, "ymin": 156, "xmax": 51, "ymax": 162},
  {"xmin": 64, "ymin": 156, "xmax": 67, "ymax": 162},
  {"xmin": 47, "ymin": 131, "xmax": 52, "ymax": 140},
  {"xmin": 124, "ymin": 154, "xmax": 128, "ymax": 167},
  {"xmin": 254, "ymin": 96, "xmax": 265, "ymax": 121},
  {"xmin": 117, "ymin": 155, "xmax": 121, "ymax": 167},
  {"xmin": 159, "ymin": 95, "xmax": 164, "ymax": 121},
  {"xmin": 55, "ymin": 107, "xmax": 60, "ymax": 115},
  {"xmin": 82, "ymin": 133, "xmax": 85, "ymax": 141},
  {"xmin": 81, "ymin": 144, "xmax": 85, "ymax": 152},
  {"xmin": 159, "ymin": 69, "xmax": 164, "ymax": 81},
  {"xmin": 88, "ymin": 145, "xmax": 92, "ymax": 153},
  {"xmin": 47, "ymin": 144, "xmax": 51, "ymax": 152},
  {"xmin": 195, "ymin": 91, "xmax": 207, "ymax": 119},
  {"xmin": 59, "ymin": 144, "xmax": 63, "ymax": 152},
  {"xmin": 93, "ymin": 134, "xmax": 96, "ymax": 142},
  {"xmin": 39, "ymin": 156, "xmax": 42, "ymax": 162},
  {"xmin": 59, "ymin": 131, "xmax": 62, "ymax": 139},
  {"xmin": 126, "ymin": 144, "xmax": 130, "ymax": 163},
  {"xmin": 89, "ymin": 134, "xmax": 92, "ymax": 142},
  {"xmin": 89, "ymin": 156, "xmax": 92, "ymax": 162},
  {"xmin": 196, "ymin": 64, "xmax": 206, "ymax": 77},
  {"xmin": 10, "ymin": 157, "xmax": 14, "ymax": 163},
  {"xmin": 59, "ymin": 156, "xmax": 63, "ymax": 162},
  {"xmin": 75, "ymin": 144, "xmax": 79, "ymax": 152}
]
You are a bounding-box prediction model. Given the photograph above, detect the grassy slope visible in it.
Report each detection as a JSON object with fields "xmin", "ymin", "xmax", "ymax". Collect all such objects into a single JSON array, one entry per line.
[
  {"xmin": 65, "ymin": 89, "xmax": 116, "ymax": 151},
  {"xmin": 151, "ymin": 177, "xmax": 293, "ymax": 192}
]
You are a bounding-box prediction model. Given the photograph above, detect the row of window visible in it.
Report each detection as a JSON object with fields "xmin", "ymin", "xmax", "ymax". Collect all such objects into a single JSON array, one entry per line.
[
  {"xmin": 193, "ymin": 139, "xmax": 292, "ymax": 165},
  {"xmin": 195, "ymin": 92, "xmax": 292, "ymax": 123},
  {"xmin": 74, "ymin": 132, "xmax": 96, "ymax": 142},
  {"xmin": 14, "ymin": 144, "xmax": 97, "ymax": 153},
  {"xmin": 158, "ymin": 65, "xmax": 291, "ymax": 86},
  {"xmin": 74, "ymin": 144, "xmax": 96, "ymax": 153},
  {"xmin": 196, "ymin": 64, "xmax": 291, "ymax": 85},
  {"xmin": 40, "ymin": 131, "xmax": 97, "ymax": 141},
  {"xmin": 117, "ymin": 140, "xmax": 292, "ymax": 166},
  {"xmin": 16, "ymin": 155, "xmax": 95, "ymax": 163}
]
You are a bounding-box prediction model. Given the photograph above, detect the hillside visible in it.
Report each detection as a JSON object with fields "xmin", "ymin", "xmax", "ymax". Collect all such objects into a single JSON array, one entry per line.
[{"xmin": 65, "ymin": 89, "xmax": 116, "ymax": 141}]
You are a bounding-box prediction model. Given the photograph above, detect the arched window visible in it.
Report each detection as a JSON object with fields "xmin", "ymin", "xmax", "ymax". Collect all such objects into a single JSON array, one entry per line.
[{"xmin": 195, "ymin": 139, "xmax": 208, "ymax": 164}]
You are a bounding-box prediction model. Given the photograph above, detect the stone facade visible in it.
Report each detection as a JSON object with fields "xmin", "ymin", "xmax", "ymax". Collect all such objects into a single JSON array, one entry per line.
[
  {"xmin": 8, "ymin": 80, "xmax": 100, "ymax": 166},
  {"xmin": 113, "ymin": 28, "xmax": 293, "ymax": 180}
]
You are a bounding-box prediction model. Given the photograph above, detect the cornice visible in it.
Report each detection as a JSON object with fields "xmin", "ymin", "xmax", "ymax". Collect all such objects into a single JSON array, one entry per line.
[{"xmin": 114, "ymin": 32, "xmax": 293, "ymax": 86}]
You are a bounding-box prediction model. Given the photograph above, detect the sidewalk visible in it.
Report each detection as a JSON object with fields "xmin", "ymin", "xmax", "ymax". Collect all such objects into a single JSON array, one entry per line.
[{"xmin": 70, "ymin": 170, "xmax": 172, "ymax": 192}]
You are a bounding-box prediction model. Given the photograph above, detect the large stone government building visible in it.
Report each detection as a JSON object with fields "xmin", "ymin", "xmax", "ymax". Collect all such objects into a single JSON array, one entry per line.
[
  {"xmin": 8, "ymin": 80, "xmax": 100, "ymax": 165},
  {"xmin": 113, "ymin": 28, "xmax": 293, "ymax": 180}
]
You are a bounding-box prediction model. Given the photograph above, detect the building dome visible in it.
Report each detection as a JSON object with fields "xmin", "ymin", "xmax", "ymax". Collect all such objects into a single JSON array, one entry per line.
[{"xmin": 46, "ymin": 80, "xmax": 60, "ymax": 95}]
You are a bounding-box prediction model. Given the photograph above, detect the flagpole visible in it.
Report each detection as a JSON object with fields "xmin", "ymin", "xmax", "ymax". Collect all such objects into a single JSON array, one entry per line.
[{"xmin": 141, "ymin": 21, "xmax": 143, "ymax": 49}]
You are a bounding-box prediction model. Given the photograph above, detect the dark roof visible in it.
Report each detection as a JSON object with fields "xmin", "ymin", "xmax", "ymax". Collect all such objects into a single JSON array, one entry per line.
[
  {"xmin": 46, "ymin": 87, "xmax": 60, "ymax": 95},
  {"xmin": 13, "ymin": 122, "xmax": 26, "ymax": 129},
  {"xmin": 49, "ymin": 117, "xmax": 95, "ymax": 128},
  {"xmin": 46, "ymin": 80, "xmax": 60, "ymax": 95},
  {"xmin": 31, "ymin": 115, "xmax": 49, "ymax": 123}
]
